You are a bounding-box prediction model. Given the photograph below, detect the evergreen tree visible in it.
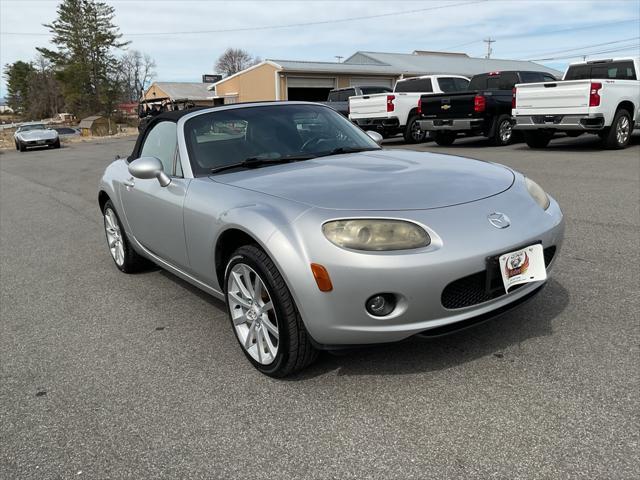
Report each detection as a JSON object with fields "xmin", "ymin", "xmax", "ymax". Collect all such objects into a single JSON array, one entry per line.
[
  {"xmin": 37, "ymin": 0, "xmax": 129, "ymax": 117},
  {"xmin": 3, "ymin": 61, "xmax": 36, "ymax": 114}
]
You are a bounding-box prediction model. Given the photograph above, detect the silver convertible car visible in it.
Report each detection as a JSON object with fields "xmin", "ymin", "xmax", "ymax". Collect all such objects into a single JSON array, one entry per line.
[{"xmin": 98, "ymin": 102, "xmax": 564, "ymax": 377}]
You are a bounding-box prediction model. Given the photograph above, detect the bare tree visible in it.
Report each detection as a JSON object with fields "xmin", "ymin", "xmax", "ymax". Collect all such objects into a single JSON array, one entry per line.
[
  {"xmin": 26, "ymin": 55, "xmax": 64, "ymax": 119},
  {"xmin": 120, "ymin": 50, "xmax": 156, "ymax": 102},
  {"xmin": 215, "ymin": 48, "xmax": 260, "ymax": 77}
]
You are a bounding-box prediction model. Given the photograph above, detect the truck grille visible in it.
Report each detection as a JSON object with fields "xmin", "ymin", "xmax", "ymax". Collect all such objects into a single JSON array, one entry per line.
[{"xmin": 441, "ymin": 246, "xmax": 556, "ymax": 310}]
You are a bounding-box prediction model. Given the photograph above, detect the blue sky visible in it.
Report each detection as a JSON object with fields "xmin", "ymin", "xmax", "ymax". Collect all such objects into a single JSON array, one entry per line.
[{"xmin": 1, "ymin": 0, "xmax": 639, "ymax": 97}]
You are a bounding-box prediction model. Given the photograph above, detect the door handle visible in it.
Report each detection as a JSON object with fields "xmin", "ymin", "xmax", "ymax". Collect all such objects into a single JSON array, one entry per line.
[{"xmin": 123, "ymin": 177, "xmax": 135, "ymax": 188}]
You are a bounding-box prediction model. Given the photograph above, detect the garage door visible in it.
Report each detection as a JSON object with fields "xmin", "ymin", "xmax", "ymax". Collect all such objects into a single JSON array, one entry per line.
[{"xmin": 349, "ymin": 77, "xmax": 394, "ymax": 88}]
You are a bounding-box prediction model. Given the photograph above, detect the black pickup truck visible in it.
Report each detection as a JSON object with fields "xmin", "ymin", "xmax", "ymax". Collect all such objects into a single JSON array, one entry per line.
[{"xmin": 417, "ymin": 71, "xmax": 557, "ymax": 146}]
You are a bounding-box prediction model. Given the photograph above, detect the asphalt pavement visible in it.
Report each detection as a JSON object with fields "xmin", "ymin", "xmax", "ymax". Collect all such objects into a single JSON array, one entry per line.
[{"xmin": 1, "ymin": 133, "xmax": 638, "ymax": 479}]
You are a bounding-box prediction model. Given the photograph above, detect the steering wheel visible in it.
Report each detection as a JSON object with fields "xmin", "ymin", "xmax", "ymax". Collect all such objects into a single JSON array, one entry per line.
[{"xmin": 301, "ymin": 136, "xmax": 332, "ymax": 152}]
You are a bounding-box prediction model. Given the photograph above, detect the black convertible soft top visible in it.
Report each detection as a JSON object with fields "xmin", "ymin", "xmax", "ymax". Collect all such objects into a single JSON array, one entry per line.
[{"xmin": 130, "ymin": 107, "xmax": 208, "ymax": 159}]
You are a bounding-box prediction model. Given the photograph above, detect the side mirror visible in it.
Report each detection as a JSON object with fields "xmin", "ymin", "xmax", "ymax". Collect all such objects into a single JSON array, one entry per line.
[
  {"xmin": 366, "ymin": 130, "xmax": 384, "ymax": 145},
  {"xmin": 128, "ymin": 156, "xmax": 171, "ymax": 187}
]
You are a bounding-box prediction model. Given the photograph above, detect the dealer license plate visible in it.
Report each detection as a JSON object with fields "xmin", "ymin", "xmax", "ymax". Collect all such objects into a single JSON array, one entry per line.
[{"xmin": 498, "ymin": 244, "xmax": 547, "ymax": 293}]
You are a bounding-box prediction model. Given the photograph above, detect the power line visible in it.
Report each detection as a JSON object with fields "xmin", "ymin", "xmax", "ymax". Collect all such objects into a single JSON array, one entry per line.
[
  {"xmin": 441, "ymin": 18, "xmax": 639, "ymax": 50},
  {"xmin": 533, "ymin": 44, "xmax": 640, "ymax": 61},
  {"xmin": 1, "ymin": 0, "xmax": 486, "ymax": 37},
  {"xmin": 526, "ymin": 37, "xmax": 640, "ymax": 60}
]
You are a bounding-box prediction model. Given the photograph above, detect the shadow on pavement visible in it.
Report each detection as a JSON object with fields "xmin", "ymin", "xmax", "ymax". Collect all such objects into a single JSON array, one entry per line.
[{"xmin": 293, "ymin": 278, "xmax": 569, "ymax": 380}]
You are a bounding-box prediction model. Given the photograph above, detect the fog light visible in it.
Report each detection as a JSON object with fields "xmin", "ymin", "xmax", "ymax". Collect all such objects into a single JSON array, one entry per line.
[{"xmin": 366, "ymin": 293, "xmax": 396, "ymax": 317}]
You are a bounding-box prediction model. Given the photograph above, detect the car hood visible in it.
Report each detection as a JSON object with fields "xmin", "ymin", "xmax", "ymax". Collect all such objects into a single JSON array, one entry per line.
[
  {"xmin": 211, "ymin": 150, "xmax": 515, "ymax": 211},
  {"xmin": 18, "ymin": 130, "xmax": 58, "ymax": 140}
]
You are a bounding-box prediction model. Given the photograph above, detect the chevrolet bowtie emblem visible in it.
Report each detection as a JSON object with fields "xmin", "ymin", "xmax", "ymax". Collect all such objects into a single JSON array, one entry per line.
[{"xmin": 441, "ymin": 104, "xmax": 451, "ymax": 110}]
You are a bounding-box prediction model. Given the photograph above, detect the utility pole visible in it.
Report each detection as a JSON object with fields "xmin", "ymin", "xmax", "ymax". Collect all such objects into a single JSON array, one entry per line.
[
  {"xmin": 484, "ymin": 37, "xmax": 495, "ymax": 59},
  {"xmin": 335, "ymin": 56, "xmax": 344, "ymax": 63}
]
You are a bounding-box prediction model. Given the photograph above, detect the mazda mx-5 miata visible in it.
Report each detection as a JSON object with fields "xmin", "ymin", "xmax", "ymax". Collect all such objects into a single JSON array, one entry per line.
[{"xmin": 98, "ymin": 102, "xmax": 564, "ymax": 377}]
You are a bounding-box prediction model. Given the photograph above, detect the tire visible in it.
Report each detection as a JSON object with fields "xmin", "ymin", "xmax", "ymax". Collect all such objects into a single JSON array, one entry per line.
[
  {"xmin": 225, "ymin": 245, "xmax": 318, "ymax": 377},
  {"xmin": 18, "ymin": 141, "xmax": 26, "ymax": 152},
  {"xmin": 52, "ymin": 139, "xmax": 61, "ymax": 149},
  {"xmin": 15, "ymin": 141, "xmax": 19, "ymax": 151},
  {"xmin": 602, "ymin": 109, "xmax": 632, "ymax": 149},
  {"xmin": 102, "ymin": 200, "xmax": 148, "ymax": 273},
  {"xmin": 490, "ymin": 114, "xmax": 514, "ymax": 146},
  {"xmin": 524, "ymin": 131, "xmax": 553, "ymax": 148},
  {"xmin": 433, "ymin": 131, "xmax": 456, "ymax": 146},
  {"xmin": 403, "ymin": 115, "xmax": 426, "ymax": 144}
]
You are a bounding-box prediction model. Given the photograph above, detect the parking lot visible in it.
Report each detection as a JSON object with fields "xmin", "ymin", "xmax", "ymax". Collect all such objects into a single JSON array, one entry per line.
[{"xmin": 1, "ymin": 134, "xmax": 638, "ymax": 479}]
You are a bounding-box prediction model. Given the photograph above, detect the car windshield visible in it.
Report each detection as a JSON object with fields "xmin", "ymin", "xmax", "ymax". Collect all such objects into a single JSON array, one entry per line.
[
  {"xmin": 185, "ymin": 104, "xmax": 380, "ymax": 175},
  {"xmin": 19, "ymin": 124, "xmax": 46, "ymax": 132}
]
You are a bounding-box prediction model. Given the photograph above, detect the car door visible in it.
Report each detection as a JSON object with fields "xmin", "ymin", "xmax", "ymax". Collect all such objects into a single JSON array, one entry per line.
[{"xmin": 119, "ymin": 121, "xmax": 190, "ymax": 268}]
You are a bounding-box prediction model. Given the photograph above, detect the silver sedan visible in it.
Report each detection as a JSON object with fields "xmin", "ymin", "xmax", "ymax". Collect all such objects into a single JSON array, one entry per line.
[{"xmin": 98, "ymin": 102, "xmax": 564, "ymax": 377}]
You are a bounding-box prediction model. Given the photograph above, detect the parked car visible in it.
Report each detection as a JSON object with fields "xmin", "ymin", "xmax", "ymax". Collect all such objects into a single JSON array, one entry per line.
[
  {"xmin": 419, "ymin": 71, "xmax": 558, "ymax": 146},
  {"xmin": 513, "ymin": 57, "xmax": 639, "ymax": 149},
  {"xmin": 320, "ymin": 86, "xmax": 393, "ymax": 117},
  {"xmin": 98, "ymin": 102, "xmax": 564, "ymax": 377},
  {"xmin": 349, "ymin": 75, "xmax": 470, "ymax": 143},
  {"xmin": 53, "ymin": 126, "xmax": 81, "ymax": 137},
  {"xmin": 14, "ymin": 123, "xmax": 60, "ymax": 151}
]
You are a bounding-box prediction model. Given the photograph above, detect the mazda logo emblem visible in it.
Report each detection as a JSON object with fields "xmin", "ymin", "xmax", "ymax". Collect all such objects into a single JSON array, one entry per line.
[{"xmin": 487, "ymin": 212, "xmax": 511, "ymax": 229}]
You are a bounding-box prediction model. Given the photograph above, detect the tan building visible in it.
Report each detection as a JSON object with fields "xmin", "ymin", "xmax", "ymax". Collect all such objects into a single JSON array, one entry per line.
[{"xmin": 210, "ymin": 51, "xmax": 561, "ymax": 104}]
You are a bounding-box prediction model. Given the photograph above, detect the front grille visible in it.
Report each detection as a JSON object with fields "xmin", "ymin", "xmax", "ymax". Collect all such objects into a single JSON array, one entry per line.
[{"xmin": 441, "ymin": 246, "xmax": 556, "ymax": 310}]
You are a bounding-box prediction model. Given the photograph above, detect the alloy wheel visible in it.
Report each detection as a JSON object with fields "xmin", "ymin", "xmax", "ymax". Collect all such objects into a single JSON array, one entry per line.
[
  {"xmin": 499, "ymin": 120, "xmax": 513, "ymax": 144},
  {"xmin": 227, "ymin": 263, "xmax": 279, "ymax": 365},
  {"xmin": 411, "ymin": 121, "xmax": 423, "ymax": 141},
  {"xmin": 616, "ymin": 116, "xmax": 630, "ymax": 145},
  {"xmin": 104, "ymin": 208, "xmax": 125, "ymax": 266}
]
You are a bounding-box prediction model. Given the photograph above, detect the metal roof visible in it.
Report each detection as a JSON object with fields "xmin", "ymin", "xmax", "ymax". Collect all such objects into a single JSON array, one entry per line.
[
  {"xmin": 268, "ymin": 59, "xmax": 400, "ymax": 75},
  {"xmin": 151, "ymin": 82, "xmax": 215, "ymax": 100},
  {"xmin": 343, "ymin": 51, "xmax": 562, "ymax": 77}
]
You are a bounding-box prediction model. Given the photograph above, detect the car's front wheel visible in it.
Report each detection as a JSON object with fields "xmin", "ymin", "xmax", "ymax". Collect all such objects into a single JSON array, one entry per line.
[{"xmin": 225, "ymin": 245, "xmax": 318, "ymax": 377}]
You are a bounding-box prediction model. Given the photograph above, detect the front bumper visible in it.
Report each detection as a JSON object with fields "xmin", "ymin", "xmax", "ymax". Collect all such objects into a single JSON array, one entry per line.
[
  {"xmin": 21, "ymin": 138, "xmax": 58, "ymax": 147},
  {"xmin": 514, "ymin": 114, "xmax": 605, "ymax": 131},
  {"xmin": 269, "ymin": 183, "xmax": 565, "ymax": 346},
  {"xmin": 418, "ymin": 118, "xmax": 484, "ymax": 132}
]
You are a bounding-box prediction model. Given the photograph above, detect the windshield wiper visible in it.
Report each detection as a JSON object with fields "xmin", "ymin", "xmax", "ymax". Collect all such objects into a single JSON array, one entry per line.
[
  {"xmin": 210, "ymin": 153, "xmax": 317, "ymax": 174},
  {"xmin": 315, "ymin": 146, "xmax": 381, "ymax": 158}
]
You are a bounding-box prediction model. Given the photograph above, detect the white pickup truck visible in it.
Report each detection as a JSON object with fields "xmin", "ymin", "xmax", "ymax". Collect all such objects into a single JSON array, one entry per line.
[
  {"xmin": 513, "ymin": 57, "xmax": 639, "ymax": 149},
  {"xmin": 348, "ymin": 75, "xmax": 470, "ymax": 143}
]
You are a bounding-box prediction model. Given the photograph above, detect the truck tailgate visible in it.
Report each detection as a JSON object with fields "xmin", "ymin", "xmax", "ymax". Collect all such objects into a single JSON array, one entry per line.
[
  {"xmin": 348, "ymin": 93, "xmax": 390, "ymax": 120},
  {"xmin": 421, "ymin": 92, "xmax": 477, "ymax": 119},
  {"xmin": 514, "ymin": 80, "xmax": 591, "ymax": 115}
]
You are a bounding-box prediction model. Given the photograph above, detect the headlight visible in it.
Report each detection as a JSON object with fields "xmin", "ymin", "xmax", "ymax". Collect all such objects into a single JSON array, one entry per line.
[
  {"xmin": 322, "ymin": 219, "xmax": 430, "ymax": 251},
  {"xmin": 525, "ymin": 177, "xmax": 550, "ymax": 210}
]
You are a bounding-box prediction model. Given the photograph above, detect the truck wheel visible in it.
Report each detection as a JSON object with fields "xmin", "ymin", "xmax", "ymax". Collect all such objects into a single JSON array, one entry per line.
[
  {"xmin": 403, "ymin": 115, "xmax": 426, "ymax": 143},
  {"xmin": 602, "ymin": 109, "xmax": 632, "ymax": 149},
  {"xmin": 524, "ymin": 131, "xmax": 553, "ymax": 148},
  {"xmin": 433, "ymin": 131, "xmax": 456, "ymax": 146},
  {"xmin": 490, "ymin": 115, "xmax": 514, "ymax": 146}
]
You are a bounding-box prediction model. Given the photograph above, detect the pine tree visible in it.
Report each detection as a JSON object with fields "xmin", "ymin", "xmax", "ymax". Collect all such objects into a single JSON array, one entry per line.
[{"xmin": 37, "ymin": 0, "xmax": 129, "ymax": 117}]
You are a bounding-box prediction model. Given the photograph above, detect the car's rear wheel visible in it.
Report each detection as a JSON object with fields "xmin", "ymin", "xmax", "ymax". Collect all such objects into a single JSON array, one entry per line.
[
  {"xmin": 602, "ymin": 109, "xmax": 632, "ymax": 149},
  {"xmin": 225, "ymin": 245, "xmax": 318, "ymax": 377},
  {"xmin": 102, "ymin": 200, "xmax": 147, "ymax": 273},
  {"xmin": 403, "ymin": 115, "xmax": 426, "ymax": 143},
  {"xmin": 524, "ymin": 131, "xmax": 553, "ymax": 148},
  {"xmin": 490, "ymin": 115, "xmax": 514, "ymax": 146},
  {"xmin": 433, "ymin": 131, "xmax": 456, "ymax": 146}
]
